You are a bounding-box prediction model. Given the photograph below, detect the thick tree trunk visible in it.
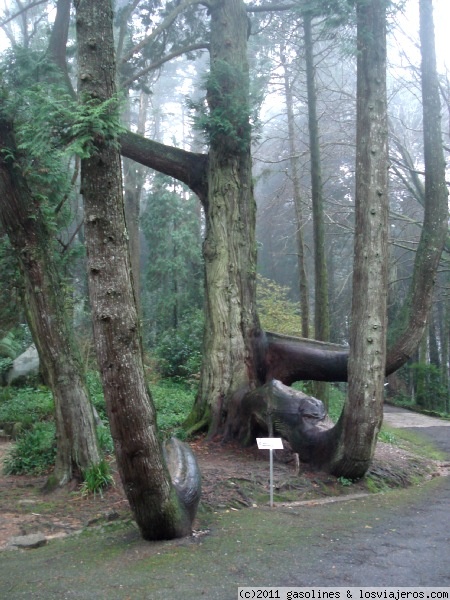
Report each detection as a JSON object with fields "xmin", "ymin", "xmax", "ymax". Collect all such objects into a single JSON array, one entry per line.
[
  {"xmin": 75, "ymin": 0, "xmax": 198, "ymax": 540},
  {"xmin": 186, "ymin": 0, "xmax": 262, "ymax": 435},
  {"xmin": 0, "ymin": 118, "xmax": 101, "ymax": 487},
  {"xmin": 328, "ymin": 0, "xmax": 389, "ymax": 477}
]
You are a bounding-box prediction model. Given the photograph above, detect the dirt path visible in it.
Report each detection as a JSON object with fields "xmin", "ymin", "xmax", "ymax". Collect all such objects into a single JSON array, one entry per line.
[{"xmin": 0, "ymin": 407, "xmax": 449, "ymax": 598}]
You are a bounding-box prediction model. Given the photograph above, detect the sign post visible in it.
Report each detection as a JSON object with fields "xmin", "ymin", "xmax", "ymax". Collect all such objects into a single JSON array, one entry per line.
[{"xmin": 256, "ymin": 438, "xmax": 283, "ymax": 507}]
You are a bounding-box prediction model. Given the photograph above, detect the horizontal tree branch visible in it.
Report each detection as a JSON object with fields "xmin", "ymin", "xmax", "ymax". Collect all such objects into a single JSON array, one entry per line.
[{"xmin": 120, "ymin": 130, "xmax": 208, "ymax": 205}]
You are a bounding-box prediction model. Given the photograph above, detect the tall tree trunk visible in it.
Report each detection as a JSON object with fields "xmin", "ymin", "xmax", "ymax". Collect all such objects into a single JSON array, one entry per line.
[
  {"xmin": 280, "ymin": 45, "xmax": 310, "ymax": 338},
  {"xmin": 0, "ymin": 119, "xmax": 101, "ymax": 487},
  {"xmin": 386, "ymin": 0, "xmax": 448, "ymax": 373},
  {"xmin": 319, "ymin": 0, "xmax": 389, "ymax": 477},
  {"xmin": 235, "ymin": 0, "xmax": 389, "ymax": 480},
  {"xmin": 303, "ymin": 13, "xmax": 330, "ymax": 405},
  {"xmin": 75, "ymin": 0, "xmax": 197, "ymax": 540},
  {"xmin": 186, "ymin": 0, "xmax": 262, "ymax": 435}
]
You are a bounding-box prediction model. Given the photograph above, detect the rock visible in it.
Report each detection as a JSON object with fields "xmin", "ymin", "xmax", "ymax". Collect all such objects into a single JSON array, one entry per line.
[
  {"xmin": 7, "ymin": 533, "xmax": 47, "ymax": 549},
  {"xmin": 6, "ymin": 345, "xmax": 40, "ymax": 386}
]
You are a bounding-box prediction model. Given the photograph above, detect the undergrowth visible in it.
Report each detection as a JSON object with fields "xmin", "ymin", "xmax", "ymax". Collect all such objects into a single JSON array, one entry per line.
[{"xmin": 1, "ymin": 374, "xmax": 195, "ymax": 475}]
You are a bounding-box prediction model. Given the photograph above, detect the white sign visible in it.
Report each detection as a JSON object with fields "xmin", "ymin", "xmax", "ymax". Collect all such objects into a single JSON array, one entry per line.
[{"xmin": 256, "ymin": 437, "xmax": 283, "ymax": 450}]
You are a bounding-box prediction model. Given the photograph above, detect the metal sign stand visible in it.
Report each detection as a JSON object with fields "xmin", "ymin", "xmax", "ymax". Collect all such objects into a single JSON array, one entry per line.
[{"xmin": 256, "ymin": 437, "xmax": 284, "ymax": 507}]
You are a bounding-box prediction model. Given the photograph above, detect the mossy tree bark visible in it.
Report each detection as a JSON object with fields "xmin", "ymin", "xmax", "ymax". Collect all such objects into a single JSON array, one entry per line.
[
  {"xmin": 185, "ymin": 0, "xmax": 263, "ymax": 436},
  {"xmin": 0, "ymin": 118, "xmax": 101, "ymax": 487},
  {"xmin": 75, "ymin": 0, "xmax": 197, "ymax": 540}
]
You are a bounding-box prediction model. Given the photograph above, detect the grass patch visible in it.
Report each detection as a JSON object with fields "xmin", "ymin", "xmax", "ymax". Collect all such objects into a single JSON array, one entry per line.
[{"xmin": 385, "ymin": 428, "xmax": 446, "ymax": 461}]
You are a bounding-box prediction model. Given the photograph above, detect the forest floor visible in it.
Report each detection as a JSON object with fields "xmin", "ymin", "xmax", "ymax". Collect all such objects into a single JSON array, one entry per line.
[{"xmin": 0, "ymin": 405, "xmax": 447, "ymax": 551}]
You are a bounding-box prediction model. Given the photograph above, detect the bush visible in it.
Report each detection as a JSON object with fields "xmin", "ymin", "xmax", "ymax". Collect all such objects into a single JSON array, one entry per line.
[
  {"xmin": 3, "ymin": 421, "xmax": 56, "ymax": 475},
  {"xmin": 0, "ymin": 386, "xmax": 54, "ymax": 432},
  {"xmin": 152, "ymin": 380, "xmax": 195, "ymax": 439},
  {"xmin": 410, "ymin": 363, "xmax": 448, "ymax": 414},
  {"xmin": 154, "ymin": 310, "xmax": 203, "ymax": 381}
]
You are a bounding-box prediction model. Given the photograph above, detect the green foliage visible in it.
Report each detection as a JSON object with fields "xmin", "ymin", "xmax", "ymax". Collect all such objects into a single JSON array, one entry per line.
[
  {"xmin": 188, "ymin": 60, "xmax": 252, "ymax": 154},
  {"xmin": 337, "ymin": 476, "xmax": 353, "ymax": 486},
  {"xmin": 80, "ymin": 460, "xmax": 114, "ymax": 497},
  {"xmin": 410, "ymin": 362, "xmax": 448, "ymax": 414},
  {"xmin": 64, "ymin": 95, "xmax": 125, "ymax": 158},
  {"xmin": 96, "ymin": 425, "xmax": 114, "ymax": 454},
  {"xmin": 152, "ymin": 380, "xmax": 195, "ymax": 439},
  {"xmin": 292, "ymin": 382, "xmax": 345, "ymax": 423},
  {"xmin": 3, "ymin": 421, "xmax": 56, "ymax": 475},
  {"xmin": 86, "ymin": 371, "xmax": 108, "ymax": 422},
  {"xmin": 86, "ymin": 372, "xmax": 196, "ymax": 441},
  {"xmin": 153, "ymin": 310, "xmax": 204, "ymax": 381},
  {"xmin": 0, "ymin": 357, "xmax": 13, "ymax": 378},
  {"xmin": 0, "ymin": 386, "xmax": 54, "ymax": 430},
  {"xmin": 327, "ymin": 385, "xmax": 346, "ymax": 422},
  {"xmin": 141, "ymin": 176, "xmax": 204, "ymax": 347},
  {"xmin": 257, "ymin": 275, "xmax": 302, "ymax": 336},
  {"xmin": 378, "ymin": 428, "xmax": 398, "ymax": 445}
]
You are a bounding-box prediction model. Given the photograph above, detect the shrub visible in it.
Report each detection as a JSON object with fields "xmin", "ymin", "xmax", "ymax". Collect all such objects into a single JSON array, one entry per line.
[
  {"xmin": 257, "ymin": 275, "xmax": 302, "ymax": 337},
  {"xmin": 86, "ymin": 370, "xmax": 108, "ymax": 421},
  {"xmin": 3, "ymin": 421, "xmax": 56, "ymax": 475},
  {"xmin": 152, "ymin": 380, "xmax": 195, "ymax": 439},
  {"xmin": 96, "ymin": 424, "xmax": 114, "ymax": 454},
  {"xmin": 154, "ymin": 310, "xmax": 203, "ymax": 381},
  {"xmin": 0, "ymin": 386, "xmax": 54, "ymax": 432}
]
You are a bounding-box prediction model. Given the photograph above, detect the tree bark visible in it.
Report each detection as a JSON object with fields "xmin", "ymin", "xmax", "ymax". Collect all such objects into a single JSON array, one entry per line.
[
  {"xmin": 186, "ymin": 0, "xmax": 262, "ymax": 435},
  {"xmin": 75, "ymin": 0, "xmax": 198, "ymax": 540},
  {"xmin": 0, "ymin": 118, "xmax": 101, "ymax": 487},
  {"xmin": 329, "ymin": 0, "xmax": 389, "ymax": 477},
  {"xmin": 120, "ymin": 130, "xmax": 208, "ymax": 205}
]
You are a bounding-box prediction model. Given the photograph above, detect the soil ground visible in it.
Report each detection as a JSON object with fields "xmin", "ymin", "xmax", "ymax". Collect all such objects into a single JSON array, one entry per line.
[
  {"xmin": 0, "ymin": 406, "xmax": 449, "ymax": 598},
  {"xmin": 0, "ymin": 405, "xmax": 446, "ymax": 550}
]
